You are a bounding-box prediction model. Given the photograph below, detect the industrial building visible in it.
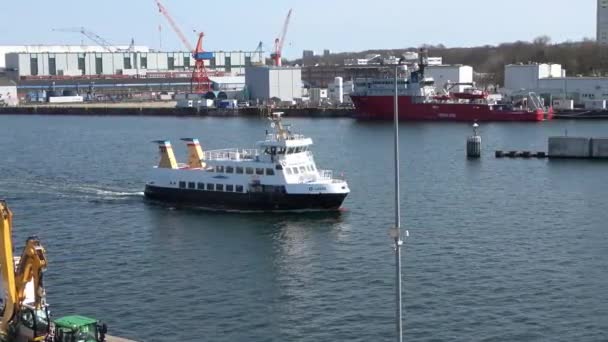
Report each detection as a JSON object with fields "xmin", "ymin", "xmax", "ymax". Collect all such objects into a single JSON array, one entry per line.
[
  {"xmin": 245, "ymin": 66, "xmax": 302, "ymax": 103},
  {"xmin": 504, "ymin": 63, "xmax": 608, "ymax": 107},
  {"xmin": 0, "ymin": 45, "xmax": 150, "ymax": 70},
  {"xmin": 504, "ymin": 63, "xmax": 564, "ymax": 91},
  {"xmin": 425, "ymin": 65, "xmax": 473, "ymax": 92},
  {"xmin": 5, "ymin": 49, "xmax": 264, "ymax": 79},
  {"xmin": 599, "ymin": 0, "xmax": 608, "ymax": 44}
]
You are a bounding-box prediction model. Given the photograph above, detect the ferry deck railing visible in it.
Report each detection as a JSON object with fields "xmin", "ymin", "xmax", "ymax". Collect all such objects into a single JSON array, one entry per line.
[
  {"xmin": 317, "ymin": 169, "xmax": 345, "ymax": 182},
  {"xmin": 204, "ymin": 148, "xmax": 259, "ymax": 161}
]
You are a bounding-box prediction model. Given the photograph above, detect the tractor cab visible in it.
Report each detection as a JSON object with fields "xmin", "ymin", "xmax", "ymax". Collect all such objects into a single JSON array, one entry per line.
[{"xmin": 52, "ymin": 316, "xmax": 107, "ymax": 342}]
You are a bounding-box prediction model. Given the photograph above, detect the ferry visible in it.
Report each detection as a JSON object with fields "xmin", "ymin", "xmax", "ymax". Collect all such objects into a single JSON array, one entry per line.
[{"xmin": 144, "ymin": 113, "xmax": 350, "ymax": 211}]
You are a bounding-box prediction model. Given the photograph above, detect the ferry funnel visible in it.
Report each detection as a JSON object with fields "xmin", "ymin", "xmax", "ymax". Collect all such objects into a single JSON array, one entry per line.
[
  {"xmin": 180, "ymin": 138, "xmax": 206, "ymax": 169},
  {"xmin": 152, "ymin": 140, "xmax": 178, "ymax": 169}
]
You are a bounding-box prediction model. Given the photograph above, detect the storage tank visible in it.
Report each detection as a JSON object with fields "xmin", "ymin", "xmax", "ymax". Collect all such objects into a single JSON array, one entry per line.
[{"xmin": 334, "ymin": 77, "xmax": 344, "ymax": 104}]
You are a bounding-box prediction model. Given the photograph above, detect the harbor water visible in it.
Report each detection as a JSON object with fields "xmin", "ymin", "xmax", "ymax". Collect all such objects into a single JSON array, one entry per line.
[{"xmin": 0, "ymin": 115, "xmax": 607, "ymax": 341}]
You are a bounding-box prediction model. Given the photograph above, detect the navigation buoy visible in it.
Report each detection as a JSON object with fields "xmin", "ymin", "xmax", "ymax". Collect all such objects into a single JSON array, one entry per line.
[{"xmin": 467, "ymin": 123, "xmax": 481, "ymax": 158}]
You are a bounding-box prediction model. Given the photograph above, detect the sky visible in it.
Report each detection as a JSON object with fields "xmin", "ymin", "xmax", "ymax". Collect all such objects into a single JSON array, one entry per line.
[{"xmin": 0, "ymin": 0, "xmax": 596, "ymax": 59}]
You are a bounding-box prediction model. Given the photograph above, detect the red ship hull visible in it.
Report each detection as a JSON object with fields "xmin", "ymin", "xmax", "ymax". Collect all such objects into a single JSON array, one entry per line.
[{"xmin": 350, "ymin": 95, "xmax": 553, "ymax": 121}]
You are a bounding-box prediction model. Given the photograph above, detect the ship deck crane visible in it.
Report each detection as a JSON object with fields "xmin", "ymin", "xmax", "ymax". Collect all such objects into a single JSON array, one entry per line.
[
  {"xmin": 155, "ymin": 0, "xmax": 212, "ymax": 93},
  {"xmin": 271, "ymin": 9, "xmax": 293, "ymax": 67}
]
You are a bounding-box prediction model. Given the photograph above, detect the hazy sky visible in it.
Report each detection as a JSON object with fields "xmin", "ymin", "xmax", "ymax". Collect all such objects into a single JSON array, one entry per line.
[{"xmin": 0, "ymin": 0, "xmax": 596, "ymax": 58}]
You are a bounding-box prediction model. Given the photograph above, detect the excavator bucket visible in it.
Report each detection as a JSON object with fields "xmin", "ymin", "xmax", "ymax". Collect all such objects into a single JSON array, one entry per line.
[
  {"xmin": 152, "ymin": 140, "xmax": 178, "ymax": 169},
  {"xmin": 180, "ymin": 138, "xmax": 206, "ymax": 169}
]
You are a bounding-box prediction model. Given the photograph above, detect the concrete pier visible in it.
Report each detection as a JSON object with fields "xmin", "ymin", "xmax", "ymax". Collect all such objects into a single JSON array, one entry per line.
[
  {"xmin": 591, "ymin": 138, "xmax": 608, "ymax": 158},
  {"xmin": 548, "ymin": 137, "xmax": 591, "ymax": 158},
  {"xmin": 548, "ymin": 136, "xmax": 608, "ymax": 159}
]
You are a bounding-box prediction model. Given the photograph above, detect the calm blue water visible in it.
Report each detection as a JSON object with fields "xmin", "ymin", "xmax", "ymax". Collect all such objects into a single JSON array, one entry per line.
[{"xmin": 0, "ymin": 115, "xmax": 607, "ymax": 342}]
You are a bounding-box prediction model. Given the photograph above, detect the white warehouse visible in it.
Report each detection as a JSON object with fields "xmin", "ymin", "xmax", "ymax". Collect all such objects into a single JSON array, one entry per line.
[
  {"xmin": 504, "ymin": 63, "xmax": 608, "ymax": 106},
  {"xmin": 5, "ymin": 50, "xmax": 265, "ymax": 78},
  {"xmin": 245, "ymin": 66, "xmax": 302, "ymax": 102},
  {"xmin": 504, "ymin": 63, "xmax": 564, "ymax": 91},
  {"xmin": 0, "ymin": 45, "xmax": 150, "ymax": 69}
]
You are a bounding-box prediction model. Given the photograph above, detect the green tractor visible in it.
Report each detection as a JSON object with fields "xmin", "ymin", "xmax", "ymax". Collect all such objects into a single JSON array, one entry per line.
[{"xmin": 51, "ymin": 316, "xmax": 107, "ymax": 342}]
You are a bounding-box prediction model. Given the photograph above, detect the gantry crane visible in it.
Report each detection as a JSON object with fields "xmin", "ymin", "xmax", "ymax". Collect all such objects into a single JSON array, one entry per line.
[
  {"xmin": 155, "ymin": 0, "xmax": 212, "ymax": 93},
  {"xmin": 270, "ymin": 9, "xmax": 293, "ymax": 67}
]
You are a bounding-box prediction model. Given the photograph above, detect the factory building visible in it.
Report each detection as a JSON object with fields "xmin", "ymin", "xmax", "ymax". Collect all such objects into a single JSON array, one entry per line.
[
  {"xmin": 504, "ymin": 63, "xmax": 608, "ymax": 107},
  {"xmin": 0, "ymin": 45, "xmax": 150, "ymax": 70},
  {"xmin": 599, "ymin": 0, "xmax": 608, "ymax": 44},
  {"xmin": 245, "ymin": 66, "xmax": 302, "ymax": 103},
  {"xmin": 504, "ymin": 63, "xmax": 564, "ymax": 91},
  {"xmin": 4, "ymin": 50, "xmax": 264, "ymax": 79},
  {"xmin": 425, "ymin": 65, "xmax": 473, "ymax": 92}
]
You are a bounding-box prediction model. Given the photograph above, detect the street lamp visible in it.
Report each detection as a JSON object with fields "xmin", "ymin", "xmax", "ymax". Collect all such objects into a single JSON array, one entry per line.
[{"xmin": 392, "ymin": 56, "xmax": 408, "ymax": 342}]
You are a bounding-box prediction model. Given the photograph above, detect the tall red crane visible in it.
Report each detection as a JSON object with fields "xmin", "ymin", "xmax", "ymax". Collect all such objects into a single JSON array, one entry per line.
[
  {"xmin": 155, "ymin": 0, "xmax": 212, "ymax": 93},
  {"xmin": 271, "ymin": 9, "xmax": 293, "ymax": 67}
]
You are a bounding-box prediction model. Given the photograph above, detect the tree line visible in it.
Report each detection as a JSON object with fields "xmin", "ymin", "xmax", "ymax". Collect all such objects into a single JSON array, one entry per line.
[{"xmin": 291, "ymin": 37, "xmax": 608, "ymax": 86}]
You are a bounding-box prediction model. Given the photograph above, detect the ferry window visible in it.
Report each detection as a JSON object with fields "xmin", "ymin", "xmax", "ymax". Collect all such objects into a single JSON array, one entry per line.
[
  {"xmin": 299, "ymin": 166, "xmax": 306, "ymax": 173},
  {"xmin": 311, "ymin": 165, "xmax": 316, "ymax": 171},
  {"xmin": 286, "ymin": 168, "xmax": 293, "ymax": 175},
  {"xmin": 179, "ymin": 181, "xmax": 186, "ymax": 188},
  {"xmin": 278, "ymin": 147, "xmax": 286, "ymax": 154},
  {"xmin": 206, "ymin": 183, "xmax": 214, "ymax": 191},
  {"xmin": 307, "ymin": 165, "xmax": 313, "ymax": 171},
  {"xmin": 197, "ymin": 182, "xmax": 205, "ymax": 190},
  {"xmin": 226, "ymin": 184, "xmax": 234, "ymax": 192},
  {"xmin": 216, "ymin": 166, "xmax": 224, "ymax": 173},
  {"xmin": 246, "ymin": 167, "xmax": 254, "ymax": 174},
  {"xmin": 295, "ymin": 147, "xmax": 302, "ymax": 153},
  {"xmin": 236, "ymin": 185, "xmax": 244, "ymax": 193},
  {"xmin": 292, "ymin": 167, "xmax": 299, "ymax": 174},
  {"xmin": 255, "ymin": 168, "xmax": 264, "ymax": 175},
  {"xmin": 216, "ymin": 184, "xmax": 224, "ymax": 191},
  {"xmin": 266, "ymin": 168, "xmax": 275, "ymax": 176},
  {"xmin": 188, "ymin": 182, "xmax": 196, "ymax": 189},
  {"xmin": 206, "ymin": 166, "xmax": 214, "ymax": 172},
  {"xmin": 226, "ymin": 166, "xmax": 234, "ymax": 173},
  {"xmin": 287, "ymin": 147, "xmax": 294, "ymax": 154},
  {"xmin": 236, "ymin": 167, "xmax": 244, "ymax": 174},
  {"xmin": 276, "ymin": 164, "xmax": 283, "ymax": 170}
]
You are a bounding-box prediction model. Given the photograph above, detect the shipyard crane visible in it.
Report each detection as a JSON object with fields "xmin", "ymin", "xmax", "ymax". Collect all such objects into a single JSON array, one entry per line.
[
  {"xmin": 253, "ymin": 41, "xmax": 265, "ymax": 66},
  {"xmin": 155, "ymin": 0, "xmax": 212, "ymax": 92},
  {"xmin": 52, "ymin": 27, "xmax": 118, "ymax": 52},
  {"xmin": 271, "ymin": 9, "xmax": 293, "ymax": 66}
]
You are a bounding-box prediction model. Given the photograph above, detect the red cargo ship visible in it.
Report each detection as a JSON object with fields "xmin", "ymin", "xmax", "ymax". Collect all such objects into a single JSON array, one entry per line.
[{"xmin": 350, "ymin": 55, "xmax": 553, "ymax": 121}]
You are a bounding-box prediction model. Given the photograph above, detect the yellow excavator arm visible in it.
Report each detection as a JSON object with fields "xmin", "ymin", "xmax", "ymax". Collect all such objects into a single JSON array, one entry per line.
[
  {"xmin": 0, "ymin": 201, "xmax": 48, "ymax": 338},
  {"xmin": 15, "ymin": 237, "xmax": 47, "ymax": 310},
  {"xmin": 0, "ymin": 200, "xmax": 18, "ymax": 335}
]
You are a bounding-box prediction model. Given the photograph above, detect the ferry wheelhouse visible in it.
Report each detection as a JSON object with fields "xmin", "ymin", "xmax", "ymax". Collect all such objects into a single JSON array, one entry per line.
[{"xmin": 144, "ymin": 113, "xmax": 350, "ymax": 211}]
